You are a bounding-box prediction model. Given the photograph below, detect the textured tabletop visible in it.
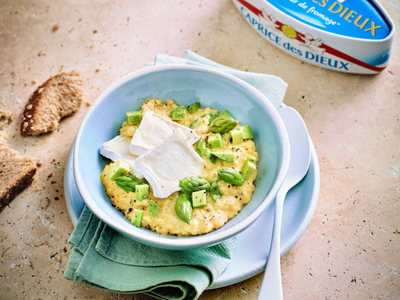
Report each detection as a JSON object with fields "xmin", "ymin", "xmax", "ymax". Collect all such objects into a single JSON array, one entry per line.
[{"xmin": 0, "ymin": 0, "xmax": 399, "ymax": 299}]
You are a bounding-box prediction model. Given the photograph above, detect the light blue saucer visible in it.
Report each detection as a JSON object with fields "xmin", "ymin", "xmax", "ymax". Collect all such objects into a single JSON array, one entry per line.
[{"xmin": 64, "ymin": 133, "xmax": 319, "ymax": 290}]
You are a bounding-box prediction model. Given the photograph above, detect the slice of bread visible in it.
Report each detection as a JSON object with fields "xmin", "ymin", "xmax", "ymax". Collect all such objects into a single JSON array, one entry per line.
[
  {"xmin": 20, "ymin": 71, "xmax": 84, "ymax": 136},
  {"xmin": 0, "ymin": 131, "xmax": 37, "ymax": 212}
]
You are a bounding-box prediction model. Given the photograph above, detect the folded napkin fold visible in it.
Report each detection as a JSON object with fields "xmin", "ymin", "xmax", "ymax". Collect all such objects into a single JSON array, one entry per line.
[
  {"xmin": 64, "ymin": 206, "xmax": 237, "ymax": 299},
  {"xmin": 64, "ymin": 50, "xmax": 288, "ymax": 300},
  {"xmin": 144, "ymin": 50, "xmax": 287, "ymax": 109}
]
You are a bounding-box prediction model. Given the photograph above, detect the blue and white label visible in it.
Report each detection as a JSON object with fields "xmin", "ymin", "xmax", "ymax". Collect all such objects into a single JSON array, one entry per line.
[{"xmin": 265, "ymin": 0, "xmax": 391, "ymax": 39}]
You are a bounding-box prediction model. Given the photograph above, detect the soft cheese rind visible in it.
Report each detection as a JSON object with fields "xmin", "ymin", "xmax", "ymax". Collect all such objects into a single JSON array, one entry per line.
[
  {"xmin": 129, "ymin": 111, "xmax": 199, "ymax": 156},
  {"xmin": 133, "ymin": 128, "xmax": 203, "ymax": 198},
  {"xmin": 99, "ymin": 135, "xmax": 142, "ymax": 178}
]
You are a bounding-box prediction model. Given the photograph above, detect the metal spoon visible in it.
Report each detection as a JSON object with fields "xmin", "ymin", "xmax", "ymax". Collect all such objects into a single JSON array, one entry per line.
[{"xmin": 258, "ymin": 106, "xmax": 311, "ymax": 300}]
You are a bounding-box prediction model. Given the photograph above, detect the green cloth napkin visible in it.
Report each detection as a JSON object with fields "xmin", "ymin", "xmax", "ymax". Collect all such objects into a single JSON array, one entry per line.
[
  {"xmin": 64, "ymin": 51, "xmax": 288, "ymax": 300},
  {"xmin": 144, "ymin": 50, "xmax": 288, "ymax": 109},
  {"xmin": 64, "ymin": 206, "xmax": 237, "ymax": 299}
]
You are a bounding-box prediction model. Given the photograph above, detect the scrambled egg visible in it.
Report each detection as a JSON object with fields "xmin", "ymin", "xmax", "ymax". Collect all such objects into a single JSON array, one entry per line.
[{"xmin": 100, "ymin": 99, "xmax": 258, "ymax": 236}]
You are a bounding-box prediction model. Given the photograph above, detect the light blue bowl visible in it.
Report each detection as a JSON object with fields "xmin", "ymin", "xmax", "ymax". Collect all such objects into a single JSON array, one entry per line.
[{"xmin": 74, "ymin": 65, "xmax": 289, "ymax": 250}]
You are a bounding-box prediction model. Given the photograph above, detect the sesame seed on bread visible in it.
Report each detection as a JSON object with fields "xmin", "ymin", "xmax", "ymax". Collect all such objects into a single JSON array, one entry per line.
[{"xmin": 20, "ymin": 71, "xmax": 84, "ymax": 136}]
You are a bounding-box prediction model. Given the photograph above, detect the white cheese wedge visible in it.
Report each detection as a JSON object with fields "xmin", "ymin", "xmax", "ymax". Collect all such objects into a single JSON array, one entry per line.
[
  {"xmin": 129, "ymin": 110, "xmax": 199, "ymax": 156},
  {"xmin": 99, "ymin": 135, "xmax": 143, "ymax": 178},
  {"xmin": 133, "ymin": 128, "xmax": 203, "ymax": 198}
]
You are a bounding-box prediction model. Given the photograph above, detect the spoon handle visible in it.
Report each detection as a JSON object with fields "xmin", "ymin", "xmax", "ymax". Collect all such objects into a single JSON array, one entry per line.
[{"xmin": 257, "ymin": 188, "xmax": 287, "ymax": 300}]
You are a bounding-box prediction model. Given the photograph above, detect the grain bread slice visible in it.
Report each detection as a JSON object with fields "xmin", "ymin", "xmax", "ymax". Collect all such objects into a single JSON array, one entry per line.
[
  {"xmin": 0, "ymin": 131, "xmax": 37, "ymax": 212},
  {"xmin": 20, "ymin": 71, "xmax": 84, "ymax": 136}
]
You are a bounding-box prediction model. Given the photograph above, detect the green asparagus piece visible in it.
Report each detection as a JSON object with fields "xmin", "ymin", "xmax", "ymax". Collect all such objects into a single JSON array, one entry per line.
[
  {"xmin": 175, "ymin": 193, "xmax": 193, "ymax": 224},
  {"xmin": 230, "ymin": 127, "xmax": 244, "ymax": 145},
  {"xmin": 135, "ymin": 184, "xmax": 149, "ymax": 201},
  {"xmin": 179, "ymin": 175, "xmax": 211, "ymax": 192},
  {"xmin": 149, "ymin": 200, "xmax": 161, "ymax": 217},
  {"xmin": 212, "ymin": 151, "xmax": 236, "ymax": 162},
  {"xmin": 196, "ymin": 138, "xmax": 207, "ymax": 157},
  {"xmin": 196, "ymin": 138, "xmax": 216, "ymax": 163},
  {"xmin": 192, "ymin": 190, "xmax": 207, "ymax": 208},
  {"xmin": 207, "ymin": 112, "xmax": 219, "ymax": 123},
  {"xmin": 205, "ymin": 147, "xmax": 216, "ymax": 164},
  {"xmin": 126, "ymin": 111, "xmax": 141, "ymax": 125},
  {"xmin": 241, "ymin": 125, "xmax": 254, "ymax": 139},
  {"xmin": 242, "ymin": 160, "xmax": 257, "ymax": 179},
  {"xmin": 115, "ymin": 175, "xmax": 146, "ymax": 192},
  {"xmin": 131, "ymin": 209, "xmax": 143, "ymax": 227},
  {"xmin": 217, "ymin": 168, "xmax": 245, "ymax": 186},
  {"xmin": 208, "ymin": 116, "xmax": 238, "ymax": 134},
  {"xmin": 208, "ymin": 133, "xmax": 223, "ymax": 148},
  {"xmin": 210, "ymin": 180, "xmax": 223, "ymax": 201},
  {"xmin": 109, "ymin": 159, "xmax": 130, "ymax": 180},
  {"xmin": 188, "ymin": 102, "xmax": 200, "ymax": 114},
  {"xmin": 219, "ymin": 110, "xmax": 234, "ymax": 119},
  {"xmin": 245, "ymin": 154, "xmax": 257, "ymax": 164},
  {"xmin": 170, "ymin": 106, "xmax": 186, "ymax": 120},
  {"xmin": 189, "ymin": 117, "xmax": 202, "ymax": 129}
]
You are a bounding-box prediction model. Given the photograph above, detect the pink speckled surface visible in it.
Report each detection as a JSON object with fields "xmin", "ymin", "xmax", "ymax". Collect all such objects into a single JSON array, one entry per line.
[{"xmin": 0, "ymin": 0, "xmax": 399, "ymax": 299}]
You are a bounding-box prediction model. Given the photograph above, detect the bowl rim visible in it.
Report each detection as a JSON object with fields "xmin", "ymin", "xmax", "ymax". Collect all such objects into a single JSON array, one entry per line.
[{"xmin": 74, "ymin": 64, "xmax": 290, "ymax": 249}]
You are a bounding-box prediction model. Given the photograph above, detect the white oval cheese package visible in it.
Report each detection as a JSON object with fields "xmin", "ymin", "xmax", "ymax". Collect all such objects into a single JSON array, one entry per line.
[{"xmin": 232, "ymin": 0, "xmax": 395, "ymax": 74}]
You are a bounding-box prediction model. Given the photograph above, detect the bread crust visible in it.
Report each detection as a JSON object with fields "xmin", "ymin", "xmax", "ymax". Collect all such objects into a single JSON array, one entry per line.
[
  {"xmin": 0, "ymin": 164, "xmax": 36, "ymax": 212},
  {"xmin": 0, "ymin": 132, "xmax": 37, "ymax": 212},
  {"xmin": 20, "ymin": 71, "xmax": 84, "ymax": 136}
]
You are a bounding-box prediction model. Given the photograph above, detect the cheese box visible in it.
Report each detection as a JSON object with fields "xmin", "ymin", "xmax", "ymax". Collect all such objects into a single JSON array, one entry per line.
[{"xmin": 232, "ymin": 0, "xmax": 395, "ymax": 74}]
